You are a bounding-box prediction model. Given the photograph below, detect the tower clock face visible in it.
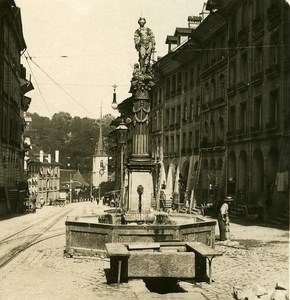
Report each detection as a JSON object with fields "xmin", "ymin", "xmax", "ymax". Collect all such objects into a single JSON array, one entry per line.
[{"xmin": 99, "ymin": 169, "xmax": 105, "ymax": 176}]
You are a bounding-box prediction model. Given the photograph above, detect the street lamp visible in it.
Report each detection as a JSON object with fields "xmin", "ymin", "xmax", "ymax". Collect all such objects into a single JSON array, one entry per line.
[
  {"xmin": 116, "ymin": 121, "xmax": 128, "ymax": 211},
  {"xmin": 111, "ymin": 84, "xmax": 118, "ymax": 110}
]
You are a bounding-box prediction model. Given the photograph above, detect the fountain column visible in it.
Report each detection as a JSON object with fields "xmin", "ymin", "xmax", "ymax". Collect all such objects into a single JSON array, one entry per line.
[{"xmin": 126, "ymin": 17, "xmax": 156, "ymax": 219}]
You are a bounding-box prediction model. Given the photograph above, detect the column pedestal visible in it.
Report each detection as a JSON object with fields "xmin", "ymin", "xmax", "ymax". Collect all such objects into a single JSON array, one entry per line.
[{"xmin": 125, "ymin": 160, "xmax": 155, "ymax": 222}]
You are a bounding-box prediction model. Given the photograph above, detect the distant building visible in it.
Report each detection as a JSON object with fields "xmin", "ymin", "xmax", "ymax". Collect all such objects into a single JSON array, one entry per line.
[
  {"xmin": 0, "ymin": 0, "xmax": 34, "ymax": 215},
  {"xmin": 26, "ymin": 148, "xmax": 60, "ymax": 206}
]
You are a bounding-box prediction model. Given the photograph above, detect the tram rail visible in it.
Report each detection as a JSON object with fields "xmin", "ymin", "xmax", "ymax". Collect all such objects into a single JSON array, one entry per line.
[{"xmin": 0, "ymin": 206, "xmax": 75, "ymax": 269}]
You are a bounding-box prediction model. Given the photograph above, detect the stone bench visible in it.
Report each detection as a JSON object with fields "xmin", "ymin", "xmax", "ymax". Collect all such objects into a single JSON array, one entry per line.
[
  {"xmin": 186, "ymin": 242, "xmax": 223, "ymax": 284},
  {"xmin": 105, "ymin": 243, "xmax": 130, "ymax": 287}
]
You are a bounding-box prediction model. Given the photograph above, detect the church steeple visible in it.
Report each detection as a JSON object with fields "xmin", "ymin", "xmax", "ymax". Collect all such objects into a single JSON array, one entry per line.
[
  {"xmin": 92, "ymin": 102, "xmax": 108, "ymax": 188},
  {"xmin": 95, "ymin": 103, "xmax": 105, "ymax": 156},
  {"xmin": 95, "ymin": 124, "xmax": 104, "ymax": 155}
]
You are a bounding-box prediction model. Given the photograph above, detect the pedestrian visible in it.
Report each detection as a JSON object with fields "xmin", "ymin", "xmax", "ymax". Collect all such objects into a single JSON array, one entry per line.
[{"xmin": 217, "ymin": 197, "xmax": 234, "ymax": 241}]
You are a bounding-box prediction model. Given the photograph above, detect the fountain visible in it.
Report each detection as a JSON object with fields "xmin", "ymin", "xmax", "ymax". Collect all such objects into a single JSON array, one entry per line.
[{"xmin": 65, "ymin": 17, "xmax": 217, "ymax": 262}]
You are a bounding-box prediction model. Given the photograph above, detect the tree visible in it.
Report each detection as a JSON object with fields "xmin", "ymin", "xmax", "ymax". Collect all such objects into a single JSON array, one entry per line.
[{"xmin": 25, "ymin": 112, "xmax": 116, "ymax": 172}]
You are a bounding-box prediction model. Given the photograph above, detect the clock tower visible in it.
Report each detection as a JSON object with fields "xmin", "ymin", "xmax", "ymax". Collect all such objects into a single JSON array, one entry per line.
[{"xmin": 92, "ymin": 122, "xmax": 108, "ymax": 188}]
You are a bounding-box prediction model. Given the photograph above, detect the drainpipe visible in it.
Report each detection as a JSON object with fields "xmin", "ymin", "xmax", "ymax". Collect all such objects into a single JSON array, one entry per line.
[{"xmin": 216, "ymin": 9, "xmax": 230, "ymax": 197}]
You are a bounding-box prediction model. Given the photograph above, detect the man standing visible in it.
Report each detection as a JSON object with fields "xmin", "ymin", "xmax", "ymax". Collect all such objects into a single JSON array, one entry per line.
[
  {"xmin": 217, "ymin": 198, "xmax": 233, "ymax": 241},
  {"xmin": 134, "ymin": 17, "xmax": 155, "ymax": 74}
]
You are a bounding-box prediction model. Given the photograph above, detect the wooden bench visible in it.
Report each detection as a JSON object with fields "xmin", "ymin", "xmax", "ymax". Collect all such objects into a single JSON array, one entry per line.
[
  {"xmin": 186, "ymin": 242, "xmax": 223, "ymax": 284},
  {"xmin": 105, "ymin": 243, "xmax": 130, "ymax": 287}
]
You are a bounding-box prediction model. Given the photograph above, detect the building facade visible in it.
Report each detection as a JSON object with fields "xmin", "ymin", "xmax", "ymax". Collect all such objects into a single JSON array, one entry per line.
[
  {"xmin": 151, "ymin": 0, "xmax": 290, "ymax": 221},
  {"xmin": 26, "ymin": 150, "xmax": 60, "ymax": 206},
  {"xmin": 0, "ymin": 0, "xmax": 33, "ymax": 215}
]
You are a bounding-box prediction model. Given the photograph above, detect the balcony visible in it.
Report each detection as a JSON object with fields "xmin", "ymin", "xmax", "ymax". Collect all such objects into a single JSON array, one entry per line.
[
  {"xmin": 201, "ymin": 103, "xmax": 209, "ymax": 111},
  {"xmin": 193, "ymin": 147, "xmax": 199, "ymax": 155},
  {"xmin": 238, "ymin": 28, "xmax": 249, "ymax": 46},
  {"xmin": 215, "ymin": 97, "xmax": 225, "ymax": 106},
  {"xmin": 251, "ymin": 124, "xmax": 262, "ymax": 135},
  {"xmin": 251, "ymin": 72, "xmax": 263, "ymax": 86},
  {"xmin": 252, "ymin": 16, "xmax": 264, "ymax": 40},
  {"xmin": 200, "ymin": 139, "xmax": 212, "ymax": 148},
  {"xmin": 227, "ymin": 84, "xmax": 237, "ymax": 97},
  {"xmin": 286, "ymin": 57, "xmax": 290, "ymax": 72},
  {"xmin": 226, "ymin": 131, "xmax": 236, "ymax": 140},
  {"xmin": 9, "ymin": 139, "xmax": 20, "ymax": 147},
  {"xmin": 2, "ymin": 137, "xmax": 8, "ymax": 144},
  {"xmin": 237, "ymin": 81, "xmax": 248, "ymax": 92},
  {"xmin": 236, "ymin": 129, "xmax": 246, "ymax": 137},
  {"xmin": 216, "ymin": 139, "xmax": 225, "ymax": 147},
  {"xmin": 265, "ymin": 121, "xmax": 278, "ymax": 132},
  {"xmin": 187, "ymin": 148, "xmax": 193, "ymax": 155},
  {"xmin": 181, "ymin": 148, "xmax": 187, "ymax": 156},
  {"xmin": 265, "ymin": 64, "xmax": 280, "ymax": 79},
  {"xmin": 228, "ymin": 36, "xmax": 236, "ymax": 47},
  {"xmin": 267, "ymin": 3, "xmax": 281, "ymax": 29},
  {"xmin": 174, "ymin": 122, "xmax": 180, "ymax": 129},
  {"xmin": 204, "ymin": 62, "xmax": 210, "ymax": 69},
  {"xmin": 228, "ymin": 36, "xmax": 237, "ymax": 56}
]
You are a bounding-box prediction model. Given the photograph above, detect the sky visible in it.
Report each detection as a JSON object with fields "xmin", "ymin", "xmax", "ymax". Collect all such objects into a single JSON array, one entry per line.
[{"xmin": 16, "ymin": 0, "xmax": 206, "ymax": 119}]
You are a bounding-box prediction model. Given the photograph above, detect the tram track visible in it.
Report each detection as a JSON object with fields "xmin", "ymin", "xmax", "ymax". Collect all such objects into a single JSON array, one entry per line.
[
  {"xmin": 0, "ymin": 213, "xmax": 61, "ymax": 244},
  {"xmin": 0, "ymin": 206, "xmax": 76, "ymax": 269}
]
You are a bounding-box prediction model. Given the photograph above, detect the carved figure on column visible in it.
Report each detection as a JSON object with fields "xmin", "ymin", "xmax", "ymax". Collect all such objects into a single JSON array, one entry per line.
[{"xmin": 134, "ymin": 17, "xmax": 155, "ymax": 74}]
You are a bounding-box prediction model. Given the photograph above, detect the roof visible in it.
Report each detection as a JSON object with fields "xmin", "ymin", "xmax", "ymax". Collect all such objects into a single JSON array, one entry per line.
[
  {"xmin": 188, "ymin": 15, "xmax": 203, "ymax": 22},
  {"xmin": 26, "ymin": 145, "xmax": 60, "ymax": 166},
  {"xmin": 60, "ymin": 169, "xmax": 89, "ymax": 188},
  {"xmin": 165, "ymin": 36, "xmax": 179, "ymax": 44},
  {"xmin": 73, "ymin": 170, "xmax": 89, "ymax": 187},
  {"xmin": 174, "ymin": 27, "xmax": 193, "ymax": 36}
]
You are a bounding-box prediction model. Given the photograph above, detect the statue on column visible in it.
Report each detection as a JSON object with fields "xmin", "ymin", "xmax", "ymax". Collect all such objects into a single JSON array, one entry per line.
[
  {"xmin": 134, "ymin": 17, "xmax": 155, "ymax": 74},
  {"xmin": 131, "ymin": 17, "xmax": 155, "ymax": 96}
]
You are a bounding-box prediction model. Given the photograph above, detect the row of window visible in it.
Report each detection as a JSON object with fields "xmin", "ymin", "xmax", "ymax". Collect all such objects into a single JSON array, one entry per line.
[
  {"xmin": 163, "ymin": 129, "xmax": 201, "ymax": 156},
  {"xmin": 228, "ymin": 90, "xmax": 279, "ymax": 134},
  {"xmin": 228, "ymin": 0, "xmax": 281, "ymax": 37},
  {"xmin": 155, "ymin": 33, "xmax": 279, "ymax": 111},
  {"xmin": 38, "ymin": 186, "xmax": 58, "ymax": 191},
  {"xmin": 161, "ymin": 90, "xmax": 278, "ymax": 153},
  {"xmin": 229, "ymin": 32, "xmax": 280, "ymax": 86}
]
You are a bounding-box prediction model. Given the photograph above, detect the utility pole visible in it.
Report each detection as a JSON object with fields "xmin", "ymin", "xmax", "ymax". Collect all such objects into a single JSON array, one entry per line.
[{"xmin": 69, "ymin": 174, "xmax": 72, "ymax": 203}]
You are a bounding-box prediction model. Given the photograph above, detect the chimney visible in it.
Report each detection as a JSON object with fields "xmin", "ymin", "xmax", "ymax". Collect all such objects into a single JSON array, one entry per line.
[
  {"xmin": 47, "ymin": 154, "xmax": 51, "ymax": 164},
  {"xmin": 39, "ymin": 150, "xmax": 44, "ymax": 163},
  {"xmin": 188, "ymin": 16, "xmax": 202, "ymax": 29},
  {"xmin": 55, "ymin": 150, "xmax": 59, "ymax": 163}
]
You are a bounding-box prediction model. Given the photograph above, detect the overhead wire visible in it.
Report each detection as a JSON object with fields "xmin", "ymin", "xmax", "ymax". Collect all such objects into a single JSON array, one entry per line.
[
  {"xmin": 25, "ymin": 43, "xmax": 284, "ymax": 59},
  {"xmin": 24, "ymin": 53, "xmax": 52, "ymax": 118},
  {"xmin": 26, "ymin": 50, "xmax": 98, "ymax": 119}
]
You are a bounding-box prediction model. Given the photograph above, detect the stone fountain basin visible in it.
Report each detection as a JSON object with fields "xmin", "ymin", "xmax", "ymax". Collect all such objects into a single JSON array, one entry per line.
[
  {"xmin": 105, "ymin": 242, "xmax": 197, "ymax": 283},
  {"xmin": 65, "ymin": 213, "xmax": 216, "ymax": 256}
]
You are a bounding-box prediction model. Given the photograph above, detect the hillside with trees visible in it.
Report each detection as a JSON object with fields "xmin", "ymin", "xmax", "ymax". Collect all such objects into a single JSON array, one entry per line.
[{"xmin": 25, "ymin": 112, "xmax": 115, "ymax": 172}]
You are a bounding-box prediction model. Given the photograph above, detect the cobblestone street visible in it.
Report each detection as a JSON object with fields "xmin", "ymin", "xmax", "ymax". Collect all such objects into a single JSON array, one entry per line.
[{"xmin": 0, "ymin": 202, "xmax": 288, "ymax": 300}]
